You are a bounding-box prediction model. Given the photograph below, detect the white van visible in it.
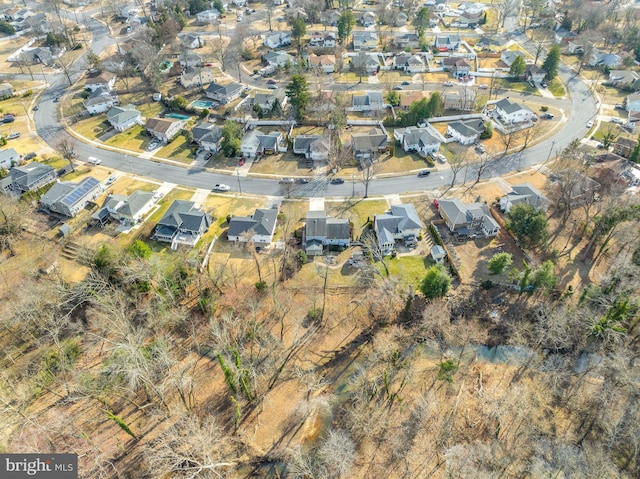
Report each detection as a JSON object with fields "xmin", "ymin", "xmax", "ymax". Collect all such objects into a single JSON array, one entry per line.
[{"xmin": 87, "ymin": 156, "xmax": 101, "ymax": 165}]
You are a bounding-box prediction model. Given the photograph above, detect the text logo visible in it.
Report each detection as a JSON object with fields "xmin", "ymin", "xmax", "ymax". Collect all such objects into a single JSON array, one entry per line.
[{"xmin": 0, "ymin": 454, "xmax": 78, "ymax": 478}]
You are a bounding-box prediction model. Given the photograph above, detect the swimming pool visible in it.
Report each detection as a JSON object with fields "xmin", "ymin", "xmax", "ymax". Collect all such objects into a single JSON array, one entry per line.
[
  {"xmin": 191, "ymin": 99, "xmax": 214, "ymax": 109},
  {"xmin": 166, "ymin": 113, "xmax": 191, "ymax": 120}
]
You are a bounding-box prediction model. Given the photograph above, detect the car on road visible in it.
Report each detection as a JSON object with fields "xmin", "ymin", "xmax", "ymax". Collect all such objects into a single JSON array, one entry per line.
[
  {"xmin": 393, "ymin": 86, "xmax": 403, "ymax": 90},
  {"xmin": 417, "ymin": 170, "xmax": 431, "ymax": 177},
  {"xmin": 330, "ymin": 178, "xmax": 345, "ymax": 184},
  {"xmin": 6, "ymin": 132, "xmax": 20, "ymax": 140},
  {"xmin": 401, "ymin": 81, "xmax": 411, "ymax": 85},
  {"xmin": 474, "ymin": 144, "xmax": 486, "ymax": 154},
  {"xmin": 296, "ymin": 178, "xmax": 310, "ymax": 184},
  {"xmin": 87, "ymin": 156, "xmax": 101, "ymax": 165},
  {"xmin": 586, "ymin": 120, "xmax": 594, "ymax": 128},
  {"xmin": 279, "ymin": 177, "xmax": 294, "ymax": 184},
  {"xmin": 541, "ymin": 113, "xmax": 554, "ymax": 119},
  {"xmin": 267, "ymin": 79, "xmax": 277, "ymax": 85},
  {"xmin": 611, "ymin": 117, "xmax": 624, "ymax": 125},
  {"xmin": 443, "ymin": 81, "xmax": 455, "ymax": 87},
  {"xmin": 213, "ymin": 184, "xmax": 231, "ymax": 191},
  {"xmin": 478, "ymin": 84, "xmax": 488, "ymax": 89},
  {"xmin": 33, "ymin": 105, "xmax": 39, "ymax": 111},
  {"xmin": 105, "ymin": 176, "xmax": 117, "ymax": 185},
  {"xmin": 268, "ymin": 84, "xmax": 278, "ymax": 89}
]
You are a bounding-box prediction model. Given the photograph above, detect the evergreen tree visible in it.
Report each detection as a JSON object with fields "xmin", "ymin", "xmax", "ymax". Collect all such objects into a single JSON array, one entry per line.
[
  {"xmin": 337, "ymin": 10, "xmax": 355, "ymax": 44},
  {"xmin": 541, "ymin": 45, "xmax": 561, "ymax": 80},
  {"xmin": 509, "ymin": 55, "xmax": 526, "ymax": 78},
  {"xmin": 286, "ymin": 75, "xmax": 310, "ymax": 120}
]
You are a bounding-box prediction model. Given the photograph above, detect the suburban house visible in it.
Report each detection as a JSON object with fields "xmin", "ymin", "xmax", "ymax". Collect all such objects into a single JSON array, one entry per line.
[
  {"xmin": 308, "ymin": 54, "xmax": 336, "ymax": 73},
  {"xmin": 358, "ymin": 11, "xmax": 376, "ymax": 27},
  {"xmin": 351, "ymin": 91, "xmax": 384, "ymax": 112},
  {"xmin": 566, "ymin": 41, "xmax": 584, "ymax": 55},
  {"xmin": 588, "ymin": 51, "xmax": 622, "ymax": 69},
  {"xmin": 436, "ymin": 198, "xmax": 500, "ymax": 237},
  {"xmin": 373, "ymin": 204, "xmax": 424, "ymax": 255},
  {"xmin": 321, "ymin": 9, "xmax": 341, "ymax": 26},
  {"xmin": 351, "ymin": 130, "xmax": 388, "ymax": 161},
  {"xmin": 613, "ymin": 137, "xmax": 638, "ymax": 158},
  {"xmin": 92, "ymin": 190, "xmax": 155, "ymax": 227},
  {"xmin": 264, "ymin": 51, "xmax": 295, "ymax": 68},
  {"xmin": 0, "ymin": 147, "xmax": 20, "ymax": 170},
  {"xmin": 191, "ymin": 122, "xmax": 222, "ymax": 152},
  {"xmin": 253, "ymin": 90, "xmax": 288, "ymax": 112},
  {"xmin": 393, "ymin": 53, "xmax": 427, "ymax": 73},
  {"xmin": 434, "ymin": 35, "xmax": 460, "ymax": 51},
  {"xmin": 608, "ymin": 70, "xmax": 640, "ymax": 91},
  {"xmin": 626, "ymin": 93, "xmax": 640, "ymax": 112},
  {"xmin": 180, "ymin": 66, "xmax": 215, "ymax": 89},
  {"xmin": 475, "ymin": 35, "xmax": 509, "ymax": 52},
  {"xmin": 499, "ymin": 183, "xmax": 549, "ymax": 213},
  {"xmin": 264, "ymin": 31, "xmax": 291, "ymax": 49},
  {"xmin": 152, "ymin": 200, "xmax": 211, "ymax": 248},
  {"xmin": 227, "ymin": 208, "xmax": 278, "ymax": 244},
  {"xmin": 352, "ymin": 52, "xmax": 380, "ymax": 76},
  {"xmin": 40, "ymin": 176, "xmax": 102, "ymax": 217},
  {"xmin": 83, "ymin": 86, "xmax": 119, "ymax": 114},
  {"xmin": 392, "ymin": 32, "xmax": 420, "ymax": 49},
  {"xmin": 525, "ymin": 64, "xmax": 546, "ymax": 83},
  {"xmin": 195, "ymin": 9, "xmax": 220, "ymax": 23},
  {"xmin": 500, "ymin": 50, "xmax": 526, "ymax": 68},
  {"xmin": 180, "ymin": 32, "xmax": 203, "ymax": 49},
  {"xmin": 554, "ymin": 27, "xmax": 578, "ymax": 44},
  {"xmin": 287, "ymin": 7, "xmax": 308, "ymax": 22},
  {"xmin": 304, "ymin": 210, "xmax": 351, "ymax": 256},
  {"xmin": 10, "ymin": 162, "xmax": 57, "ymax": 194},
  {"xmin": 442, "ymin": 57, "xmax": 472, "ymax": 78},
  {"xmin": 446, "ymin": 119, "xmax": 485, "ymax": 145},
  {"xmin": 179, "ymin": 51, "xmax": 203, "ymax": 68},
  {"xmin": 84, "ymin": 72, "xmax": 116, "ymax": 92},
  {"xmin": 205, "ymin": 82, "xmax": 243, "ymax": 104},
  {"xmin": 394, "ymin": 126, "xmax": 441, "ymax": 156},
  {"xmin": 493, "ymin": 98, "xmax": 535, "ymax": 124},
  {"xmin": 395, "ymin": 11, "xmax": 408, "ymax": 27},
  {"xmin": 293, "ymin": 135, "xmax": 330, "ymax": 162},
  {"xmin": 145, "ymin": 117, "xmax": 185, "ymax": 143},
  {"xmin": 400, "ymin": 91, "xmax": 427, "ymax": 110},
  {"xmin": 443, "ymin": 88, "xmax": 477, "ymax": 111},
  {"xmin": 106, "ymin": 104, "xmax": 142, "ymax": 132},
  {"xmin": 0, "ymin": 82, "xmax": 13, "ymax": 98},
  {"xmin": 459, "ymin": 10, "xmax": 483, "ymax": 27},
  {"xmin": 353, "ymin": 31, "xmax": 378, "ymax": 51},
  {"xmin": 308, "ymin": 31, "xmax": 336, "ymax": 48},
  {"xmin": 240, "ymin": 130, "xmax": 286, "ymax": 158}
]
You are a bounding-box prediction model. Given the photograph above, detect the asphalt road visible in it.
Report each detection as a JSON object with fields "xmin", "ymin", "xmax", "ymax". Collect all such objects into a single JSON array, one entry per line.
[{"xmin": 22, "ymin": 9, "xmax": 596, "ymax": 198}]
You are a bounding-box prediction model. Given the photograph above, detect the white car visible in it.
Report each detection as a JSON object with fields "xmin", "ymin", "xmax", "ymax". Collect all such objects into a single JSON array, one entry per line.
[
  {"xmin": 586, "ymin": 120, "xmax": 594, "ymax": 128},
  {"xmin": 105, "ymin": 175, "xmax": 117, "ymax": 185},
  {"xmin": 213, "ymin": 184, "xmax": 231, "ymax": 191},
  {"xmin": 443, "ymin": 81, "xmax": 455, "ymax": 87},
  {"xmin": 147, "ymin": 141, "xmax": 159, "ymax": 151},
  {"xmin": 87, "ymin": 156, "xmax": 101, "ymax": 165}
]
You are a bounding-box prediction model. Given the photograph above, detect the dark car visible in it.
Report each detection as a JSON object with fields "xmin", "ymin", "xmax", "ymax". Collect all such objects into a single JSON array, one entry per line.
[
  {"xmin": 330, "ymin": 178, "xmax": 345, "ymax": 184},
  {"xmin": 2, "ymin": 115, "xmax": 14, "ymax": 123},
  {"xmin": 393, "ymin": 86, "xmax": 403, "ymax": 90},
  {"xmin": 23, "ymin": 152, "xmax": 36, "ymax": 160},
  {"xmin": 267, "ymin": 79, "xmax": 277, "ymax": 85},
  {"xmin": 417, "ymin": 170, "xmax": 431, "ymax": 177},
  {"xmin": 296, "ymin": 178, "xmax": 310, "ymax": 184},
  {"xmin": 401, "ymin": 81, "xmax": 411, "ymax": 85}
]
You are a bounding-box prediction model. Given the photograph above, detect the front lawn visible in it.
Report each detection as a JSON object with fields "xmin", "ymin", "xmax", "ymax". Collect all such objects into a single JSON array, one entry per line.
[
  {"xmin": 497, "ymin": 78, "xmax": 538, "ymax": 94},
  {"xmin": 105, "ymin": 124, "xmax": 148, "ymax": 151},
  {"xmin": 547, "ymin": 78, "xmax": 566, "ymax": 97},
  {"xmin": 73, "ymin": 114, "xmax": 110, "ymax": 140},
  {"xmin": 155, "ymin": 135, "xmax": 195, "ymax": 164}
]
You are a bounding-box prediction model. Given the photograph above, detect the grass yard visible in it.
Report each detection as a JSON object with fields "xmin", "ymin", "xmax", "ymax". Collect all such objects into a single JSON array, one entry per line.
[
  {"xmin": 386, "ymin": 255, "xmax": 434, "ymax": 288},
  {"xmin": 42, "ymin": 156, "xmax": 69, "ymax": 169},
  {"xmin": 73, "ymin": 115, "xmax": 110, "ymax": 140},
  {"xmin": 326, "ymin": 198, "xmax": 389, "ymax": 235},
  {"xmin": 547, "ymin": 78, "xmax": 566, "ymax": 97},
  {"xmin": 155, "ymin": 135, "xmax": 195, "ymax": 164},
  {"xmin": 202, "ymin": 195, "xmax": 265, "ymax": 240},
  {"xmin": 113, "ymin": 177, "xmax": 157, "ymax": 196},
  {"xmin": 105, "ymin": 125, "xmax": 148, "ymax": 151},
  {"xmin": 381, "ymin": 148, "xmax": 430, "ymax": 174},
  {"xmin": 250, "ymin": 151, "xmax": 305, "ymax": 176},
  {"xmin": 497, "ymin": 79, "xmax": 538, "ymax": 94},
  {"xmin": 61, "ymin": 166, "xmax": 93, "ymax": 182},
  {"xmin": 206, "ymin": 151, "xmax": 238, "ymax": 171}
]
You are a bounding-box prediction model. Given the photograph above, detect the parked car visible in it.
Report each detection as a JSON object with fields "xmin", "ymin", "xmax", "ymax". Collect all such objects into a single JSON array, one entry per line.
[
  {"xmin": 611, "ymin": 117, "xmax": 624, "ymax": 125},
  {"xmin": 53, "ymin": 97, "xmax": 59, "ymax": 102},
  {"xmin": 417, "ymin": 170, "xmax": 431, "ymax": 177},
  {"xmin": 33, "ymin": 105, "xmax": 39, "ymax": 111},
  {"xmin": 401, "ymin": 81, "xmax": 411, "ymax": 85},
  {"xmin": 105, "ymin": 175, "xmax": 117, "ymax": 185},
  {"xmin": 330, "ymin": 178, "xmax": 345, "ymax": 184},
  {"xmin": 474, "ymin": 144, "xmax": 486, "ymax": 154},
  {"xmin": 615, "ymin": 104, "xmax": 625, "ymax": 110},
  {"xmin": 23, "ymin": 152, "xmax": 36, "ymax": 160},
  {"xmin": 541, "ymin": 113, "xmax": 554, "ymax": 119},
  {"xmin": 147, "ymin": 141, "xmax": 159, "ymax": 150},
  {"xmin": 478, "ymin": 84, "xmax": 488, "ymax": 89},
  {"xmin": 586, "ymin": 120, "xmax": 594, "ymax": 128},
  {"xmin": 204, "ymin": 152, "xmax": 213, "ymax": 161},
  {"xmin": 87, "ymin": 156, "xmax": 101, "ymax": 165},
  {"xmin": 6, "ymin": 132, "xmax": 20, "ymax": 139},
  {"xmin": 393, "ymin": 86, "xmax": 403, "ymax": 90},
  {"xmin": 237, "ymin": 157, "xmax": 245, "ymax": 166},
  {"xmin": 279, "ymin": 177, "xmax": 294, "ymax": 184},
  {"xmin": 443, "ymin": 81, "xmax": 455, "ymax": 87},
  {"xmin": 296, "ymin": 178, "xmax": 310, "ymax": 184},
  {"xmin": 213, "ymin": 184, "xmax": 231, "ymax": 191},
  {"xmin": 2, "ymin": 115, "xmax": 15, "ymax": 123},
  {"xmin": 268, "ymin": 84, "xmax": 278, "ymax": 89},
  {"xmin": 267, "ymin": 79, "xmax": 277, "ymax": 85}
]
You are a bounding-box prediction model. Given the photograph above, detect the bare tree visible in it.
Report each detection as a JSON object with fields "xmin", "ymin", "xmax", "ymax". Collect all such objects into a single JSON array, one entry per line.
[
  {"xmin": 56, "ymin": 138, "xmax": 78, "ymax": 171},
  {"xmin": 361, "ymin": 161, "xmax": 378, "ymax": 198},
  {"xmin": 447, "ymin": 152, "xmax": 468, "ymax": 189}
]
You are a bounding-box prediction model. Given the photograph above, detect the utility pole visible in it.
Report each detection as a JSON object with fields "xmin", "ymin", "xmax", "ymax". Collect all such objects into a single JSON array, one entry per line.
[{"xmin": 236, "ymin": 169, "xmax": 242, "ymax": 195}]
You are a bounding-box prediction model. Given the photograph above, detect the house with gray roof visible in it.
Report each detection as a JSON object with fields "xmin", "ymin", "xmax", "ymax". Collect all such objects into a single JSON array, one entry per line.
[
  {"xmin": 264, "ymin": 31, "xmax": 291, "ymax": 49},
  {"xmin": 434, "ymin": 35, "xmax": 460, "ymax": 51},
  {"xmin": 106, "ymin": 104, "xmax": 141, "ymax": 132},
  {"xmin": 0, "ymin": 82, "xmax": 13, "ymax": 98},
  {"xmin": 92, "ymin": 190, "xmax": 155, "ymax": 227},
  {"xmin": 180, "ymin": 32, "xmax": 202, "ymax": 49},
  {"xmin": 500, "ymin": 50, "xmax": 526, "ymax": 67},
  {"xmin": 152, "ymin": 200, "xmax": 211, "ymax": 248},
  {"xmin": 499, "ymin": 183, "xmax": 548, "ymax": 213},
  {"xmin": 394, "ymin": 126, "xmax": 441, "ymax": 156},
  {"xmin": 525, "ymin": 64, "xmax": 546, "ymax": 83},
  {"xmin": 373, "ymin": 204, "xmax": 424, "ymax": 255},
  {"xmin": 293, "ymin": 135, "xmax": 330, "ymax": 162},
  {"xmin": 351, "ymin": 129, "xmax": 388, "ymax": 160},
  {"xmin": 145, "ymin": 117, "xmax": 185, "ymax": 143},
  {"xmin": 351, "ymin": 91, "xmax": 384, "ymax": 112},
  {"xmin": 240, "ymin": 130, "xmax": 286, "ymax": 158},
  {"xmin": 0, "ymin": 147, "xmax": 20, "ymax": 170},
  {"xmin": 40, "ymin": 176, "xmax": 102, "ymax": 217},
  {"xmin": 253, "ymin": 89, "xmax": 288, "ymax": 112},
  {"xmin": 443, "ymin": 87, "xmax": 477, "ymax": 111},
  {"xmin": 84, "ymin": 71, "xmax": 116, "ymax": 92},
  {"xmin": 493, "ymin": 98, "xmax": 534, "ymax": 124},
  {"xmin": 304, "ymin": 210, "xmax": 351, "ymax": 255},
  {"xmin": 443, "ymin": 57, "xmax": 471, "ymax": 78},
  {"xmin": 191, "ymin": 122, "xmax": 222, "ymax": 152},
  {"xmin": 83, "ymin": 86, "xmax": 119, "ymax": 114},
  {"xmin": 588, "ymin": 51, "xmax": 622, "ymax": 69},
  {"xmin": 608, "ymin": 70, "xmax": 640, "ymax": 91},
  {"xmin": 353, "ymin": 31, "xmax": 378, "ymax": 51},
  {"xmin": 446, "ymin": 119, "xmax": 484, "ymax": 145},
  {"xmin": 205, "ymin": 82, "xmax": 243, "ymax": 104},
  {"xmin": 10, "ymin": 162, "xmax": 57, "ymax": 194},
  {"xmin": 393, "ymin": 53, "xmax": 427, "ymax": 73},
  {"xmin": 264, "ymin": 51, "xmax": 295, "ymax": 68},
  {"xmin": 227, "ymin": 208, "xmax": 278, "ymax": 244},
  {"xmin": 437, "ymin": 198, "xmax": 499, "ymax": 237}
]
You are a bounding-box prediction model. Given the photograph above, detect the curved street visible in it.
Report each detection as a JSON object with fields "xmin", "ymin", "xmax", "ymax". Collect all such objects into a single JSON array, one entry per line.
[{"xmin": 24, "ymin": 12, "xmax": 596, "ymax": 198}]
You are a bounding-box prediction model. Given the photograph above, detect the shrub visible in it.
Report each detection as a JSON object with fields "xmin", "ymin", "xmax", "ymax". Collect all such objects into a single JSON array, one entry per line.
[{"xmin": 255, "ymin": 281, "xmax": 267, "ymax": 291}]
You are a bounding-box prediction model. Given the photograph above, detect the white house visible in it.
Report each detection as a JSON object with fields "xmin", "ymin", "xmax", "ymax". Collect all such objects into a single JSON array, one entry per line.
[
  {"xmin": 106, "ymin": 104, "xmax": 142, "ymax": 132},
  {"xmin": 493, "ymin": 98, "xmax": 535, "ymax": 124},
  {"xmin": 500, "ymin": 50, "xmax": 526, "ymax": 67},
  {"xmin": 84, "ymin": 72, "xmax": 116, "ymax": 92},
  {"xmin": 180, "ymin": 67, "xmax": 215, "ymax": 89},
  {"xmin": 437, "ymin": 198, "xmax": 500, "ymax": 237},
  {"xmin": 499, "ymin": 183, "xmax": 548, "ymax": 213},
  {"xmin": 446, "ymin": 119, "xmax": 484, "ymax": 145},
  {"xmin": 373, "ymin": 204, "xmax": 424, "ymax": 255},
  {"xmin": 351, "ymin": 91, "xmax": 384, "ymax": 112},
  {"xmin": 227, "ymin": 208, "xmax": 278, "ymax": 244},
  {"xmin": 309, "ymin": 31, "xmax": 336, "ymax": 48},
  {"xmin": 145, "ymin": 117, "xmax": 185, "ymax": 142},
  {"xmin": 394, "ymin": 126, "xmax": 441, "ymax": 156},
  {"xmin": 196, "ymin": 9, "xmax": 220, "ymax": 23},
  {"xmin": 205, "ymin": 82, "xmax": 243, "ymax": 104},
  {"xmin": 293, "ymin": 135, "xmax": 330, "ymax": 162},
  {"xmin": 83, "ymin": 86, "xmax": 119, "ymax": 114},
  {"xmin": 92, "ymin": 190, "xmax": 155, "ymax": 227},
  {"xmin": 180, "ymin": 33, "xmax": 203, "ymax": 49},
  {"xmin": 359, "ymin": 11, "xmax": 376, "ymax": 27},
  {"xmin": 240, "ymin": 130, "xmax": 286, "ymax": 158},
  {"xmin": 0, "ymin": 147, "xmax": 20, "ymax": 170},
  {"xmin": 264, "ymin": 31, "xmax": 292, "ymax": 49},
  {"xmin": 264, "ymin": 51, "xmax": 295, "ymax": 68},
  {"xmin": 192, "ymin": 122, "xmax": 222, "ymax": 152},
  {"xmin": 308, "ymin": 54, "xmax": 336, "ymax": 73},
  {"xmin": 393, "ymin": 53, "xmax": 426, "ymax": 73},
  {"xmin": 253, "ymin": 90, "xmax": 288, "ymax": 112},
  {"xmin": 353, "ymin": 31, "xmax": 378, "ymax": 51}
]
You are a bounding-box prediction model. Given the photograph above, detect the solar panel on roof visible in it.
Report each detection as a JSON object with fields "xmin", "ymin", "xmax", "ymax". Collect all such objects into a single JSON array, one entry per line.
[{"xmin": 60, "ymin": 177, "xmax": 99, "ymax": 207}]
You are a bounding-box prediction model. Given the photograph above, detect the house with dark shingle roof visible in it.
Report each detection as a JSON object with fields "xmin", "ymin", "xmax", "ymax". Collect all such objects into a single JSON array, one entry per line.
[
  {"xmin": 10, "ymin": 162, "xmax": 57, "ymax": 193},
  {"xmin": 499, "ymin": 183, "xmax": 548, "ymax": 213},
  {"xmin": 293, "ymin": 135, "xmax": 330, "ymax": 162},
  {"xmin": 373, "ymin": 204, "xmax": 424, "ymax": 255},
  {"xmin": 437, "ymin": 198, "xmax": 499, "ymax": 237},
  {"xmin": 434, "ymin": 35, "xmax": 460, "ymax": 52},
  {"xmin": 443, "ymin": 57, "xmax": 471, "ymax": 78},
  {"xmin": 608, "ymin": 70, "xmax": 640, "ymax": 91},
  {"xmin": 304, "ymin": 210, "xmax": 351, "ymax": 255},
  {"xmin": 351, "ymin": 91, "xmax": 384, "ymax": 112},
  {"xmin": 205, "ymin": 82, "xmax": 243, "ymax": 104},
  {"xmin": 493, "ymin": 98, "xmax": 534, "ymax": 124},
  {"xmin": 240, "ymin": 130, "xmax": 286, "ymax": 158},
  {"xmin": 92, "ymin": 190, "xmax": 155, "ymax": 227},
  {"xmin": 446, "ymin": 119, "xmax": 484, "ymax": 145},
  {"xmin": 152, "ymin": 200, "xmax": 211, "ymax": 248},
  {"xmin": 351, "ymin": 130, "xmax": 388, "ymax": 160},
  {"xmin": 145, "ymin": 117, "xmax": 185, "ymax": 142},
  {"xmin": 191, "ymin": 122, "xmax": 222, "ymax": 152},
  {"xmin": 40, "ymin": 176, "xmax": 102, "ymax": 217},
  {"xmin": 227, "ymin": 208, "xmax": 278, "ymax": 244}
]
